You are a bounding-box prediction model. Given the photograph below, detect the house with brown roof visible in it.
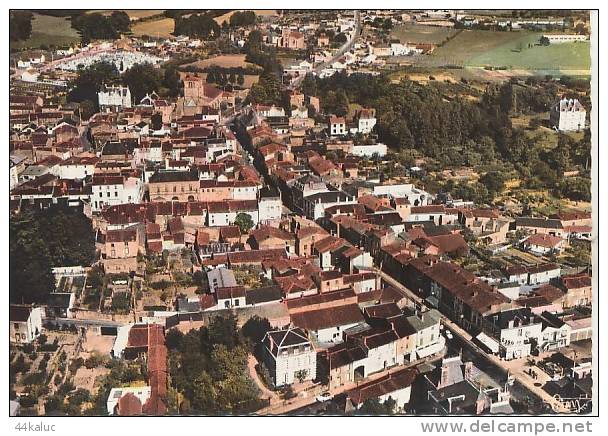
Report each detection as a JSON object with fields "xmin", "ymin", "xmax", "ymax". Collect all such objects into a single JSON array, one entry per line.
[
  {"xmin": 249, "ymin": 225, "xmax": 295, "ymax": 252},
  {"xmin": 290, "ymin": 303, "xmax": 366, "ymax": 346},
  {"xmin": 560, "ymin": 273, "xmax": 592, "ymax": 308},
  {"xmin": 523, "ymin": 233, "xmax": 566, "ymax": 255},
  {"xmin": 296, "ymin": 224, "xmax": 329, "ymax": 257},
  {"xmin": 343, "ymin": 367, "xmax": 418, "ymax": 412},
  {"xmin": 148, "ymin": 169, "xmax": 199, "ymax": 202}
]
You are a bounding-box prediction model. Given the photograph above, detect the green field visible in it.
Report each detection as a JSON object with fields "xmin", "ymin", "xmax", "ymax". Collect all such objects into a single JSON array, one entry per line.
[
  {"xmin": 427, "ymin": 30, "xmax": 591, "ymax": 73},
  {"xmin": 10, "ymin": 13, "xmax": 80, "ymax": 50},
  {"xmin": 390, "ymin": 24, "xmax": 459, "ymax": 44}
]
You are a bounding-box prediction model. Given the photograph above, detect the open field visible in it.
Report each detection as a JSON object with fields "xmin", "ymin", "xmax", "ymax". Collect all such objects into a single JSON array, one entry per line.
[
  {"xmin": 214, "ymin": 10, "xmax": 278, "ymax": 25},
  {"xmin": 131, "ymin": 17, "xmax": 175, "ymax": 38},
  {"xmin": 390, "ymin": 24, "xmax": 459, "ymax": 44},
  {"xmin": 427, "ymin": 30, "xmax": 591, "ymax": 73},
  {"xmin": 10, "ymin": 13, "xmax": 80, "ymax": 50},
  {"xmin": 185, "ymin": 54, "xmax": 257, "ymax": 69},
  {"xmin": 471, "ymin": 38, "xmax": 590, "ymax": 70}
]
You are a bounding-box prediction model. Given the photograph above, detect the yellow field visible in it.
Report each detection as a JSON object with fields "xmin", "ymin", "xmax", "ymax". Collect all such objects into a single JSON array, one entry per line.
[
  {"xmin": 186, "ymin": 54, "xmax": 256, "ymax": 69},
  {"xmin": 131, "ymin": 18, "xmax": 175, "ymax": 38},
  {"xmin": 214, "ymin": 10, "xmax": 278, "ymax": 25}
]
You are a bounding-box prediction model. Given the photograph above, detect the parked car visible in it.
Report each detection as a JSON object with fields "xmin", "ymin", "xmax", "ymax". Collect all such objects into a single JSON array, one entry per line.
[
  {"xmin": 315, "ymin": 391, "xmax": 333, "ymax": 403},
  {"xmin": 445, "ymin": 330, "xmax": 453, "ymax": 340}
]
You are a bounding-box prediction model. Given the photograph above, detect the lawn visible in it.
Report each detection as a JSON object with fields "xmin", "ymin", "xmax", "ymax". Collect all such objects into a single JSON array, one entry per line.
[
  {"xmin": 428, "ymin": 30, "xmax": 591, "ymax": 73},
  {"xmin": 10, "ymin": 13, "xmax": 80, "ymax": 50},
  {"xmin": 390, "ymin": 23, "xmax": 459, "ymax": 45},
  {"xmin": 131, "ymin": 17, "xmax": 175, "ymax": 38},
  {"xmin": 186, "ymin": 54, "xmax": 257, "ymax": 69}
]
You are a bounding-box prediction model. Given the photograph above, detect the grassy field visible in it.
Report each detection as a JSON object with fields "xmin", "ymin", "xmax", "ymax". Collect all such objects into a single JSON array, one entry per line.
[
  {"xmin": 390, "ymin": 24, "xmax": 459, "ymax": 44},
  {"xmin": 214, "ymin": 10, "xmax": 278, "ymax": 25},
  {"xmin": 10, "ymin": 13, "xmax": 80, "ymax": 50},
  {"xmin": 186, "ymin": 54, "xmax": 257, "ymax": 69},
  {"xmin": 428, "ymin": 30, "xmax": 591, "ymax": 73},
  {"xmin": 131, "ymin": 17, "xmax": 175, "ymax": 38}
]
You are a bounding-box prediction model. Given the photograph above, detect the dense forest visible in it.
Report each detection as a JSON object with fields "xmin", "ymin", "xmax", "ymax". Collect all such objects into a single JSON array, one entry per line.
[{"xmin": 10, "ymin": 206, "xmax": 96, "ymax": 304}]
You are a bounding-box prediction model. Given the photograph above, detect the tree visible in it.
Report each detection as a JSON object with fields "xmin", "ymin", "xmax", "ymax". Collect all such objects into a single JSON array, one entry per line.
[
  {"xmin": 10, "ymin": 206, "xmax": 95, "ymax": 304},
  {"xmin": 174, "ymin": 13, "xmax": 221, "ymax": 39},
  {"xmin": 244, "ymin": 30, "xmax": 263, "ymax": 56},
  {"xmin": 10, "ymin": 11, "xmax": 33, "ymax": 41},
  {"xmin": 151, "ymin": 112, "xmax": 163, "ymax": 131},
  {"xmin": 122, "ymin": 63, "xmax": 162, "ymax": 103},
  {"xmin": 78, "ymin": 100, "xmax": 97, "ymax": 121},
  {"xmin": 233, "ymin": 213, "xmax": 254, "ymax": 234},
  {"xmin": 67, "ymin": 61, "xmax": 119, "ymax": 106},
  {"xmin": 237, "ymin": 73, "xmax": 245, "ymax": 87},
  {"xmin": 162, "ymin": 65, "xmax": 181, "ymax": 98},
  {"xmin": 71, "ymin": 12, "xmax": 123, "ymax": 42},
  {"xmin": 540, "ymin": 36, "xmax": 550, "ymax": 46},
  {"xmin": 241, "ymin": 316, "xmax": 271, "ymax": 347},
  {"xmin": 208, "ymin": 314, "xmax": 238, "ymax": 349},
  {"xmin": 479, "ymin": 171, "xmax": 507, "ymax": 199},
  {"xmin": 109, "ymin": 11, "xmax": 131, "ymax": 33},
  {"xmin": 356, "ymin": 398, "xmax": 395, "ymax": 415},
  {"xmin": 294, "ymin": 369, "xmax": 308, "ymax": 383}
]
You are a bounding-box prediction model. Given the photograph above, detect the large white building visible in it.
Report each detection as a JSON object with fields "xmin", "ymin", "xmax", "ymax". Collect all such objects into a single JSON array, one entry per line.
[
  {"xmin": 262, "ymin": 327, "xmax": 317, "ymax": 387},
  {"xmin": 10, "ymin": 305, "xmax": 43, "ymax": 344},
  {"xmin": 258, "ymin": 187, "xmax": 283, "ymax": 223},
  {"xmin": 91, "ymin": 175, "xmax": 144, "ymax": 212},
  {"xmin": 485, "ymin": 308, "xmax": 543, "ymax": 360},
  {"xmin": 550, "ymin": 98, "xmax": 586, "ymax": 131},
  {"xmin": 98, "ymin": 85, "xmax": 132, "ymax": 111}
]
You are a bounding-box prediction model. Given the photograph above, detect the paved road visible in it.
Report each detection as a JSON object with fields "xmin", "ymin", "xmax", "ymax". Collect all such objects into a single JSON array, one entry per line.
[
  {"xmin": 374, "ymin": 268, "xmax": 569, "ymax": 414},
  {"xmin": 288, "ymin": 10, "xmax": 362, "ymax": 90}
]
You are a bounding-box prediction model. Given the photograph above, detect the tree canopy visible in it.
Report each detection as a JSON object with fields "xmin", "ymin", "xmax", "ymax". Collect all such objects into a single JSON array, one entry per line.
[
  {"xmin": 10, "ymin": 11, "xmax": 33, "ymax": 41},
  {"xmin": 234, "ymin": 213, "xmax": 254, "ymax": 234},
  {"xmin": 167, "ymin": 314, "xmax": 263, "ymax": 414},
  {"xmin": 10, "ymin": 206, "xmax": 95, "ymax": 304},
  {"xmin": 174, "ymin": 13, "xmax": 221, "ymax": 39}
]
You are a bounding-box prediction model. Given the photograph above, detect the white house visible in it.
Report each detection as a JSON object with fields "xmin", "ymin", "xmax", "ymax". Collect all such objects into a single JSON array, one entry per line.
[
  {"xmin": 329, "ymin": 116, "xmax": 347, "ymax": 136},
  {"xmin": 485, "ymin": 309, "xmax": 542, "ymax": 360},
  {"xmin": 98, "ymin": 85, "xmax": 132, "ymax": 111},
  {"xmin": 539, "ymin": 312, "xmax": 571, "ymax": 353},
  {"xmin": 262, "ymin": 327, "xmax": 317, "ymax": 387},
  {"xmin": 56, "ymin": 157, "xmax": 97, "ymax": 180},
  {"xmin": 91, "ymin": 175, "xmax": 144, "ymax": 212},
  {"xmin": 357, "ymin": 109, "xmax": 377, "ymax": 134},
  {"xmin": 351, "ymin": 143, "xmax": 387, "ymax": 157},
  {"xmin": 216, "ymin": 286, "xmax": 246, "ymax": 309},
  {"xmin": 10, "ymin": 305, "xmax": 43, "ymax": 344},
  {"xmin": 258, "ymin": 188, "xmax": 283, "ymax": 223},
  {"xmin": 550, "ymin": 98, "xmax": 586, "ymax": 132},
  {"xmin": 407, "ymin": 309, "xmax": 445, "ymax": 360}
]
